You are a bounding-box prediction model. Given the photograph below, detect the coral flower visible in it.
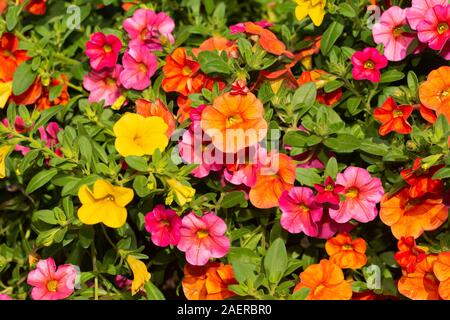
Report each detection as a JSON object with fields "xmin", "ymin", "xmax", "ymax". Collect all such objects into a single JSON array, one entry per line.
[
  {"xmin": 135, "ymin": 98, "xmax": 176, "ymax": 137},
  {"xmin": 83, "ymin": 65, "xmax": 123, "ymax": 106},
  {"xmin": 11, "ymin": 77, "xmax": 43, "ymax": 106},
  {"xmin": 120, "ymin": 47, "xmax": 157, "ymax": 90},
  {"xmin": 297, "ymin": 70, "xmax": 342, "ymax": 106},
  {"xmin": 20, "ymin": 0, "xmax": 47, "ymax": 15},
  {"xmin": 279, "ymin": 187, "xmax": 323, "ymax": 236},
  {"xmin": 0, "ymin": 32, "xmax": 29, "ymax": 81},
  {"xmin": 314, "ymin": 176, "xmax": 345, "ymax": 205},
  {"xmin": 201, "ymin": 92, "xmax": 268, "ymax": 153},
  {"xmin": 325, "ymin": 233, "xmax": 367, "ymax": 269},
  {"xmin": 329, "ymin": 167, "xmax": 384, "ymax": 224},
  {"xmin": 86, "ymin": 32, "xmax": 122, "ymax": 71},
  {"xmin": 434, "ymin": 252, "xmax": 450, "ymax": 300},
  {"xmin": 192, "ymin": 37, "xmax": 238, "ymax": 58},
  {"xmin": 398, "ymin": 254, "xmax": 440, "ymax": 300},
  {"xmin": 123, "ymin": 9, "xmax": 175, "ymax": 51},
  {"xmin": 407, "ymin": 0, "xmax": 448, "ymax": 30},
  {"xmin": 372, "ymin": 6, "xmax": 416, "ymax": 61},
  {"xmin": 182, "ymin": 262, "xmax": 238, "ymax": 300},
  {"xmin": 26, "ymin": 258, "xmax": 77, "ymax": 300},
  {"xmin": 126, "ymin": 256, "xmax": 151, "ymax": 295},
  {"xmin": 162, "ymin": 48, "xmax": 204, "ymax": 96},
  {"xmin": 77, "ymin": 179, "xmax": 134, "ymax": 229},
  {"xmin": 0, "ymin": 145, "xmax": 12, "ymax": 179},
  {"xmin": 295, "ymin": 0, "xmax": 327, "ymax": 27},
  {"xmin": 380, "ymin": 188, "xmax": 448, "ymax": 239},
  {"xmin": 229, "ymin": 20, "xmax": 273, "ymax": 34},
  {"xmin": 293, "ymin": 259, "xmax": 352, "ymax": 300},
  {"xmin": 417, "ymin": 5, "xmax": 450, "ymax": 51},
  {"xmin": 351, "ymin": 48, "xmax": 388, "ymax": 83},
  {"xmin": 177, "ymin": 212, "xmax": 230, "ymax": 266},
  {"xmin": 400, "ymin": 158, "xmax": 444, "ymax": 198},
  {"xmin": 240, "ymin": 22, "xmax": 293, "ymax": 57},
  {"xmin": 374, "ymin": 97, "xmax": 413, "ymax": 136},
  {"xmin": 249, "ymin": 151, "xmax": 296, "ymax": 209},
  {"xmin": 113, "ymin": 113, "xmax": 169, "ymax": 157},
  {"xmin": 419, "ymin": 66, "xmax": 450, "ymax": 121},
  {"xmin": 394, "ymin": 237, "xmax": 427, "ymax": 273},
  {"xmin": 165, "ymin": 178, "xmax": 196, "ymax": 206},
  {"xmin": 36, "ymin": 76, "xmax": 70, "ymax": 111},
  {"xmin": 420, "ymin": 104, "xmax": 438, "ymax": 124},
  {"xmin": 144, "ymin": 205, "xmax": 182, "ymax": 247}
]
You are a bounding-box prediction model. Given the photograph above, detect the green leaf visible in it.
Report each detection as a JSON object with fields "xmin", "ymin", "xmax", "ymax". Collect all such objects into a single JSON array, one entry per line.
[
  {"xmin": 338, "ymin": 3, "xmax": 357, "ymax": 18},
  {"xmin": 289, "ymin": 287, "xmax": 310, "ymax": 300},
  {"xmin": 324, "ymin": 80, "xmax": 344, "ymax": 93},
  {"xmin": 292, "ymin": 82, "xmax": 317, "ymax": 107},
  {"xmin": 49, "ymin": 85, "xmax": 63, "ymax": 102},
  {"xmin": 321, "ymin": 21, "xmax": 345, "ymax": 55},
  {"xmin": 324, "ymin": 157, "xmax": 338, "ymax": 179},
  {"xmin": 5, "ymin": 6, "xmax": 18, "ymax": 31},
  {"xmin": 33, "ymin": 210, "xmax": 58, "ymax": 225},
  {"xmin": 296, "ymin": 168, "xmax": 322, "ymax": 187},
  {"xmin": 79, "ymin": 136, "xmax": 93, "ymax": 166},
  {"xmin": 36, "ymin": 228, "xmax": 60, "ymax": 247},
  {"xmin": 26, "ymin": 168, "xmax": 58, "ymax": 194},
  {"xmin": 13, "ymin": 63, "xmax": 37, "ymax": 96},
  {"xmin": 125, "ymin": 156, "xmax": 148, "ymax": 172},
  {"xmin": 264, "ymin": 238, "xmax": 288, "ymax": 284},
  {"xmin": 360, "ymin": 141, "xmax": 390, "ymax": 156},
  {"xmin": 323, "ymin": 134, "xmax": 361, "ymax": 153},
  {"xmin": 284, "ymin": 131, "xmax": 322, "ymax": 148},
  {"xmin": 197, "ymin": 50, "xmax": 232, "ymax": 75},
  {"xmin": 433, "ymin": 167, "xmax": 450, "ymax": 180},
  {"xmin": 380, "ymin": 70, "xmax": 405, "ymax": 83},
  {"xmin": 221, "ymin": 191, "xmax": 247, "ymax": 208},
  {"xmin": 144, "ymin": 282, "xmax": 166, "ymax": 300},
  {"xmin": 32, "ymin": 105, "xmax": 64, "ymax": 134}
]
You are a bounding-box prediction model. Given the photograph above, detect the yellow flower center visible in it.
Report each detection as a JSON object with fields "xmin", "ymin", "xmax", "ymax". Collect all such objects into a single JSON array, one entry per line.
[
  {"xmin": 161, "ymin": 219, "xmax": 170, "ymax": 226},
  {"xmin": 440, "ymin": 89, "xmax": 449, "ymax": 99},
  {"xmin": 196, "ymin": 230, "xmax": 209, "ymax": 239},
  {"xmin": 182, "ymin": 66, "xmax": 192, "ymax": 76},
  {"xmin": 393, "ymin": 26, "xmax": 404, "ymax": 37},
  {"xmin": 104, "ymin": 44, "xmax": 112, "ymax": 53},
  {"xmin": 299, "ymin": 204, "xmax": 310, "ymax": 212},
  {"xmin": 364, "ymin": 60, "xmax": 375, "ymax": 69},
  {"xmin": 226, "ymin": 114, "xmax": 244, "ymax": 128},
  {"xmin": 139, "ymin": 63, "xmax": 148, "ymax": 73},
  {"xmin": 393, "ymin": 110, "xmax": 403, "ymax": 118},
  {"xmin": 437, "ymin": 22, "xmax": 449, "ymax": 34},
  {"xmin": 342, "ymin": 244, "xmax": 354, "ymax": 251},
  {"xmin": 105, "ymin": 77, "xmax": 116, "ymax": 86},
  {"xmin": 345, "ymin": 187, "xmax": 359, "ymax": 199},
  {"xmin": 106, "ymin": 195, "xmax": 115, "ymax": 202},
  {"xmin": 325, "ymin": 184, "xmax": 334, "ymax": 191},
  {"xmin": 46, "ymin": 280, "xmax": 58, "ymax": 292}
]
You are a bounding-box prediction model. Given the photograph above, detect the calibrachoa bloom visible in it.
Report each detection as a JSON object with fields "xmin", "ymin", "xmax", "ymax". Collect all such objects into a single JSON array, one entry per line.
[
  {"xmin": 177, "ymin": 213, "xmax": 230, "ymax": 266},
  {"xmin": 329, "ymin": 167, "xmax": 384, "ymax": 224},
  {"xmin": 20, "ymin": 0, "xmax": 47, "ymax": 15},
  {"xmin": 434, "ymin": 251, "xmax": 450, "ymax": 300},
  {"xmin": 314, "ymin": 176, "xmax": 344, "ymax": 205},
  {"xmin": 113, "ymin": 113, "xmax": 169, "ymax": 157},
  {"xmin": 26, "ymin": 258, "xmax": 77, "ymax": 300},
  {"xmin": 165, "ymin": 178, "xmax": 196, "ymax": 206},
  {"xmin": 0, "ymin": 32, "xmax": 29, "ymax": 81},
  {"xmin": 297, "ymin": 70, "xmax": 343, "ymax": 106},
  {"xmin": 419, "ymin": 66, "xmax": 450, "ymax": 121},
  {"xmin": 83, "ymin": 65, "xmax": 123, "ymax": 106},
  {"xmin": 144, "ymin": 205, "xmax": 182, "ymax": 247},
  {"xmin": 135, "ymin": 98, "xmax": 176, "ymax": 137},
  {"xmin": 372, "ymin": 6, "xmax": 416, "ymax": 61},
  {"xmin": 394, "ymin": 237, "xmax": 427, "ymax": 273},
  {"xmin": 86, "ymin": 32, "xmax": 122, "ymax": 71},
  {"xmin": 351, "ymin": 48, "xmax": 388, "ymax": 83},
  {"xmin": 126, "ymin": 256, "xmax": 151, "ymax": 295},
  {"xmin": 293, "ymin": 259, "xmax": 352, "ymax": 300},
  {"xmin": 77, "ymin": 179, "xmax": 134, "ymax": 229},
  {"xmin": 182, "ymin": 262, "xmax": 238, "ymax": 300},
  {"xmin": 407, "ymin": 0, "xmax": 448, "ymax": 30},
  {"xmin": 0, "ymin": 294, "xmax": 12, "ymax": 300},
  {"xmin": 325, "ymin": 233, "xmax": 367, "ymax": 269},
  {"xmin": 0, "ymin": 145, "xmax": 11, "ymax": 179},
  {"xmin": 120, "ymin": 47, "xmax": 157, "ymax": 90},
  {"xmin": 192, "ymin": 36, "xmax": 238, "ymax": 58},
  {"xmin": 294, "ymin": 0, "xmax": 327, "ymax": 27},
  {"xmin": 400, "ymin": 158, "xmax": 444, "ymax": 198},
  {"xmin": 36, "ymin": 76, "xmax": 70, "ymax": 111},
  {"xmin": 374, "ymin": 97, "xmax": 413, "ymax": 136},
  {"xmin": 417, "ymin": 5, "xmax": 450, "ymax": 51}
]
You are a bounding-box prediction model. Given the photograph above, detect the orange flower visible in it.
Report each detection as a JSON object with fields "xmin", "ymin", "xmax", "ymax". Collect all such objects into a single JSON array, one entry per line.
[
  {"xmin": 0, "ymin": 0, "xmax": 7, "ymax": 14},
  {"xmin": 0, "ymin": 33, "xmax": 29, "ymax": 82},
  {"xmin": 380, "ymin": 188, "xmax": 448, "ymax": 239},
  {"xmin": 394, "ymin": 236, "xmax": 427, "ymax": 273},
  {"xmin": 36, "ymin": 75, "xmax": 69, "ymax": 111},
  {"xmin": 176, "ymin": 95, "xmax": 193, "ymax": 123},
  {"xmin": 192, "ymin": 37, "xmax": 238, "ymax": 58},
  {"xmin": 400, "ymin": 158, "xmax": 444, "ymax": 199},
  {"xmin": 297, "ymin": 70, "xmax": 342, "ymax": 106},
  {"xmin": 419, "ymin": 66, "xmax": 450, "ymax": 122},
  {"xmin": 288, "ymin": 36, "xmax": 321, "ymax": 70},
  {"xmin": 373, "ymin": 97, "xmax": 413, "ymax": 136},
  {"xmin": 201, "ymin": 92, "xmax": 268, "ymax": 153},
  {"xmin": 249, "ymin": 151, "xmax": 296, "ymax": 209},
  {"xmin": 398, "ymin": 254, "xmax": 440, "ymax": 300},
  {"xmin": 419, "ymin": 104, "xmax": 437, "ymax": 124},
  {"xmin": 243, "ymin": 22, "xmax": 293, "ymax": 57},
  {"xmin": 162, "ymin": 48, "xmax": 204, "ymax": 96},
  {"xmin": 325, "ymin": 232, "xmax": 367, "ymax": 269},
  {"xmin": 19, "ymin": 0, "xmax": 47, "ymax": 15},
  {"xmin": 293, "ymin": 259, "xmax": 352, "ymax": 300},
  {"xmin": 135, "ymin": 98, "xmax": 176, "ymax": 137},
  {"xmin": 433, "ymin": 251, "xmax": 450, "ymax": 300},
  {"xmin": 12, "ymin": 77, "xmax": 42, "ymax": 106},
  {"xmin": 182, "ymin": 262, "xmax": 238, "ymax": 300}
]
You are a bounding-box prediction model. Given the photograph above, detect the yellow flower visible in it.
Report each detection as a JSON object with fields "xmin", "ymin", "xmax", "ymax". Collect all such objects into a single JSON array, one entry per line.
[
  {"xmin": 113, "ymin": 113, "xmax": 169, "ymax": 157},
  {"xmin": 0, "ymin": 81, "xmax": 12, "ymax": 109},
  {"xmin": 295, "ymin": 0, "xmax": 326, "ymax": 27},
  {"xmin": 77, "ymin": 179, "xmax": 134, "ymax": 228},
  {"xmin": 127, "ymin": 256, "xmax": 151, "ymax": 295},
  {"xmin": 0, "ymin": 145, "xmax": 12, "ymax": 179},
  {"xmin": 165, "ymin": 178, "xmax": 195, "ymax": 206}
]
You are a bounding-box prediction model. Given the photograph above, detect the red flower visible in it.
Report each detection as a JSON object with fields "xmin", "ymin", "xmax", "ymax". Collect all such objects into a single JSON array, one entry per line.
[
  {"xmin": 230, "ymin": 80, "xmax": 250, "ymax": 95},
  {"xmin": 400, "ymin": 158, "xmax": 444, "ymax": 199},
  {"xmin": 314, "ymin": 176, "xmax": 345, "ymax": 205},
  {"xmin": 0, "ymin": 33, "xmax": 29, "ymax": 82},
  {"xmin": 394, "ymin": 237, "xmax": 427, "ymax": 273},
  {"xmin": 373, "ymin": 97, "xmax": 413, "ymax": 136}
]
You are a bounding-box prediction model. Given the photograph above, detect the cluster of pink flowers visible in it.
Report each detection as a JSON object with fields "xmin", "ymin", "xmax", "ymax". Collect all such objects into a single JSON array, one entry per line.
[
  {"xmin": 372, "ymin": 0, "xmax": 450, "ymax": 62},
  {"xmin": 83, "ymin": 9, "xmax": 175, "ymax": 106},
  {"xmin": 279, "ymin": 167, "xmax": 384, "ymax": 239}
]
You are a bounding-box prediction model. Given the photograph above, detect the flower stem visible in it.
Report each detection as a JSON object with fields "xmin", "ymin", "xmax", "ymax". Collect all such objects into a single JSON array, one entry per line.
[{"xmin": 91, "ymin": 244, "xmax": 99, "ymax": 300}]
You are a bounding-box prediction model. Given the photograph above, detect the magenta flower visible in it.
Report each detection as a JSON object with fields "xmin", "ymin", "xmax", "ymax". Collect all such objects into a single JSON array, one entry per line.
[
  {"xmin": 177, "ymin": 212, "xmax": 230, "ymax": 266},
  {"xmin": 417, "ymin": 5, "xmax": 450, "ymax": 51},
  {"xmin": 26, "ymin": 258, "xmax": 78, "ymax": 300},
  {"xmin": 123, "ymin": 9, "xmax": 175, "ymax": 51},
  {"xmin": 315, "ymin": 212, "xmax": 355, "ymax": 239},
  {"xmin": 0, "ymin": 294, "xmax": 12, "ymax": 300},
  {"xmin": 114, "ymin": 275, "xmax": 132, "ymax": 290},
  {"xmin": 144, "ymin": 204, "xmax": 182, "ymax": 247},
  {"xmin": 39, "ymin": 122, "xmax": 60, "ymax": 149},
  {"xmin": 407, "ymin": 0, "xmax": 448, "ymax": 30},
  {"xmin": 2, "ymin": 116, "xmax": 31, "ymax": 155},
  {"xmin": 83, "ymin": 65, "xmax": 123, "ymax": 106},
  {"xmin": 329, "ymin": 167, "xmax": 384, "ymax": 224},
  {"xmin": 279, "ymin": 187, "xmax": 323, "ymax": 237},
  {"xmin": 314, "ymin": 176, "xmax": 345, "ymax": 205},
  {"xmin": 351, "ymin": 47, "xmax": 388, "ymax": 83},
  {"xmin": 119, "ymin": 47, "xmax": 157, "ymax": 90},
  {"xmin": 86, "ymin": 32, "xmax": 122, "ymax": 71},
  {"xmin": 223, "ymin": 146, "xmax": 260, "ymax": 187},
  {"xmin": 372, "ymin": 6, "xmax": 416, "ymax": 61}
]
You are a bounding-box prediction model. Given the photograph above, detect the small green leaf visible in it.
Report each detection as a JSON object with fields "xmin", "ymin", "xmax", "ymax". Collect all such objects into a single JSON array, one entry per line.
[
  {"xmin": 380, "ymin": 70, "xmax": 405, "ymax": 83},
  {"xmin": 289, "ymin": 287, "xmax": 310, "ymax": 300},
  {"xmin": 13, "ymin": 63, "xmax": 37, "ymax": 96},
  {"xmin": 321, "ymin": 21, "xmax": 345, "ymax": 55},
  {"xmin": 292, "ymin": 82, "xmax": 317, "ymax": 107},
  {"xmin": 125, "ymin": 156, "xmax": 148, "ymax": 172},
  {"xmin": 264, "ymin": 238, "xmax": 288, "ymax": 284},
  {"xmin": 296, "ymin": 168, "xmax": 322, "ymax": 187},
  {"xmin": 26, "ymin": 168, "xmax": 58, "ymax": 194},
  {"xmin": 197, "ymin": 50, "xmax": 232, "ymax": 75},
  {"xmin": 324, "ymin": 157, "xmax": 338, "ymax": 180},
  {"xmin": 221, "ymin": 191, "xmax": 247, "ymax": 208}
]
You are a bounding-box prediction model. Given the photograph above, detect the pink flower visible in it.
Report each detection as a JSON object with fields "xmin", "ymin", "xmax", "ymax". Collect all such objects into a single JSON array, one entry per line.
[
  {"xmin": 351, "ymin": 47, "xmax": 388, "ymax": 83},
  {"xmin": 114, "ymin": 275, "xmax": 132, "ymax": 290},
  {"xmin": 2, "ymin": 116, "xmax": 31, "ymax": 155},
  {"xmin": 39, "ymin": 122, "xmax": 60, "ymax": 149},
  {"xmin": 223, "ymin": 146, "xmax": 260, "ymax": 187},
  {"xmin": 144, "ymin": 204, "xmax": 182, "ymax": 247},
  {"xmin": 26, "ymin": 258, "xmax": 78, "ymax": 300},
  {"xmin": 279, "ymin": 187, "xmax": 323, "ymax": 236},
  {"xmin": 372, "ymin": 6, "xmax": 416, "ymax": 61},
  {"xmin": 86, "ymin": 32, "xmax": 122, "ymax": 71},
  {"xmin": 417, "ymin": 5, "xmax": 450, "ymax": 51},
  {"xmin": 230, "ymin": 20, "xmax": 273, "ymax": 34},
  {"xmin": 119, "ymin": 47, "xmax": 157, "ymax": 90},
  {"xmin": 123, "ymin": 9, "xmax": 175, "ymax": 51},
  {"xmin": 177, "ymin": 212, "xmax": 230, "ymax": 266},
  {"xmin": 314, "ymin": 176, "xmax": 345, "ymax": 205},
  {"xmin": 315, "ymin": 212, "xmax": 355, "ymax": 239},
  {"xmin": 329, "ymin": 167, "xmax": 384, "ymax": 224},
  {"xmin": 83, "ymin": 65, "xmax": 123, "ymax": 106},
  {"xmin": 0, "ymin": 294, "xmax": 12, "ymax": 300},
  {"xmin": 407, "ymin": 0, "xmax": 448, "ymax": 30}
]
